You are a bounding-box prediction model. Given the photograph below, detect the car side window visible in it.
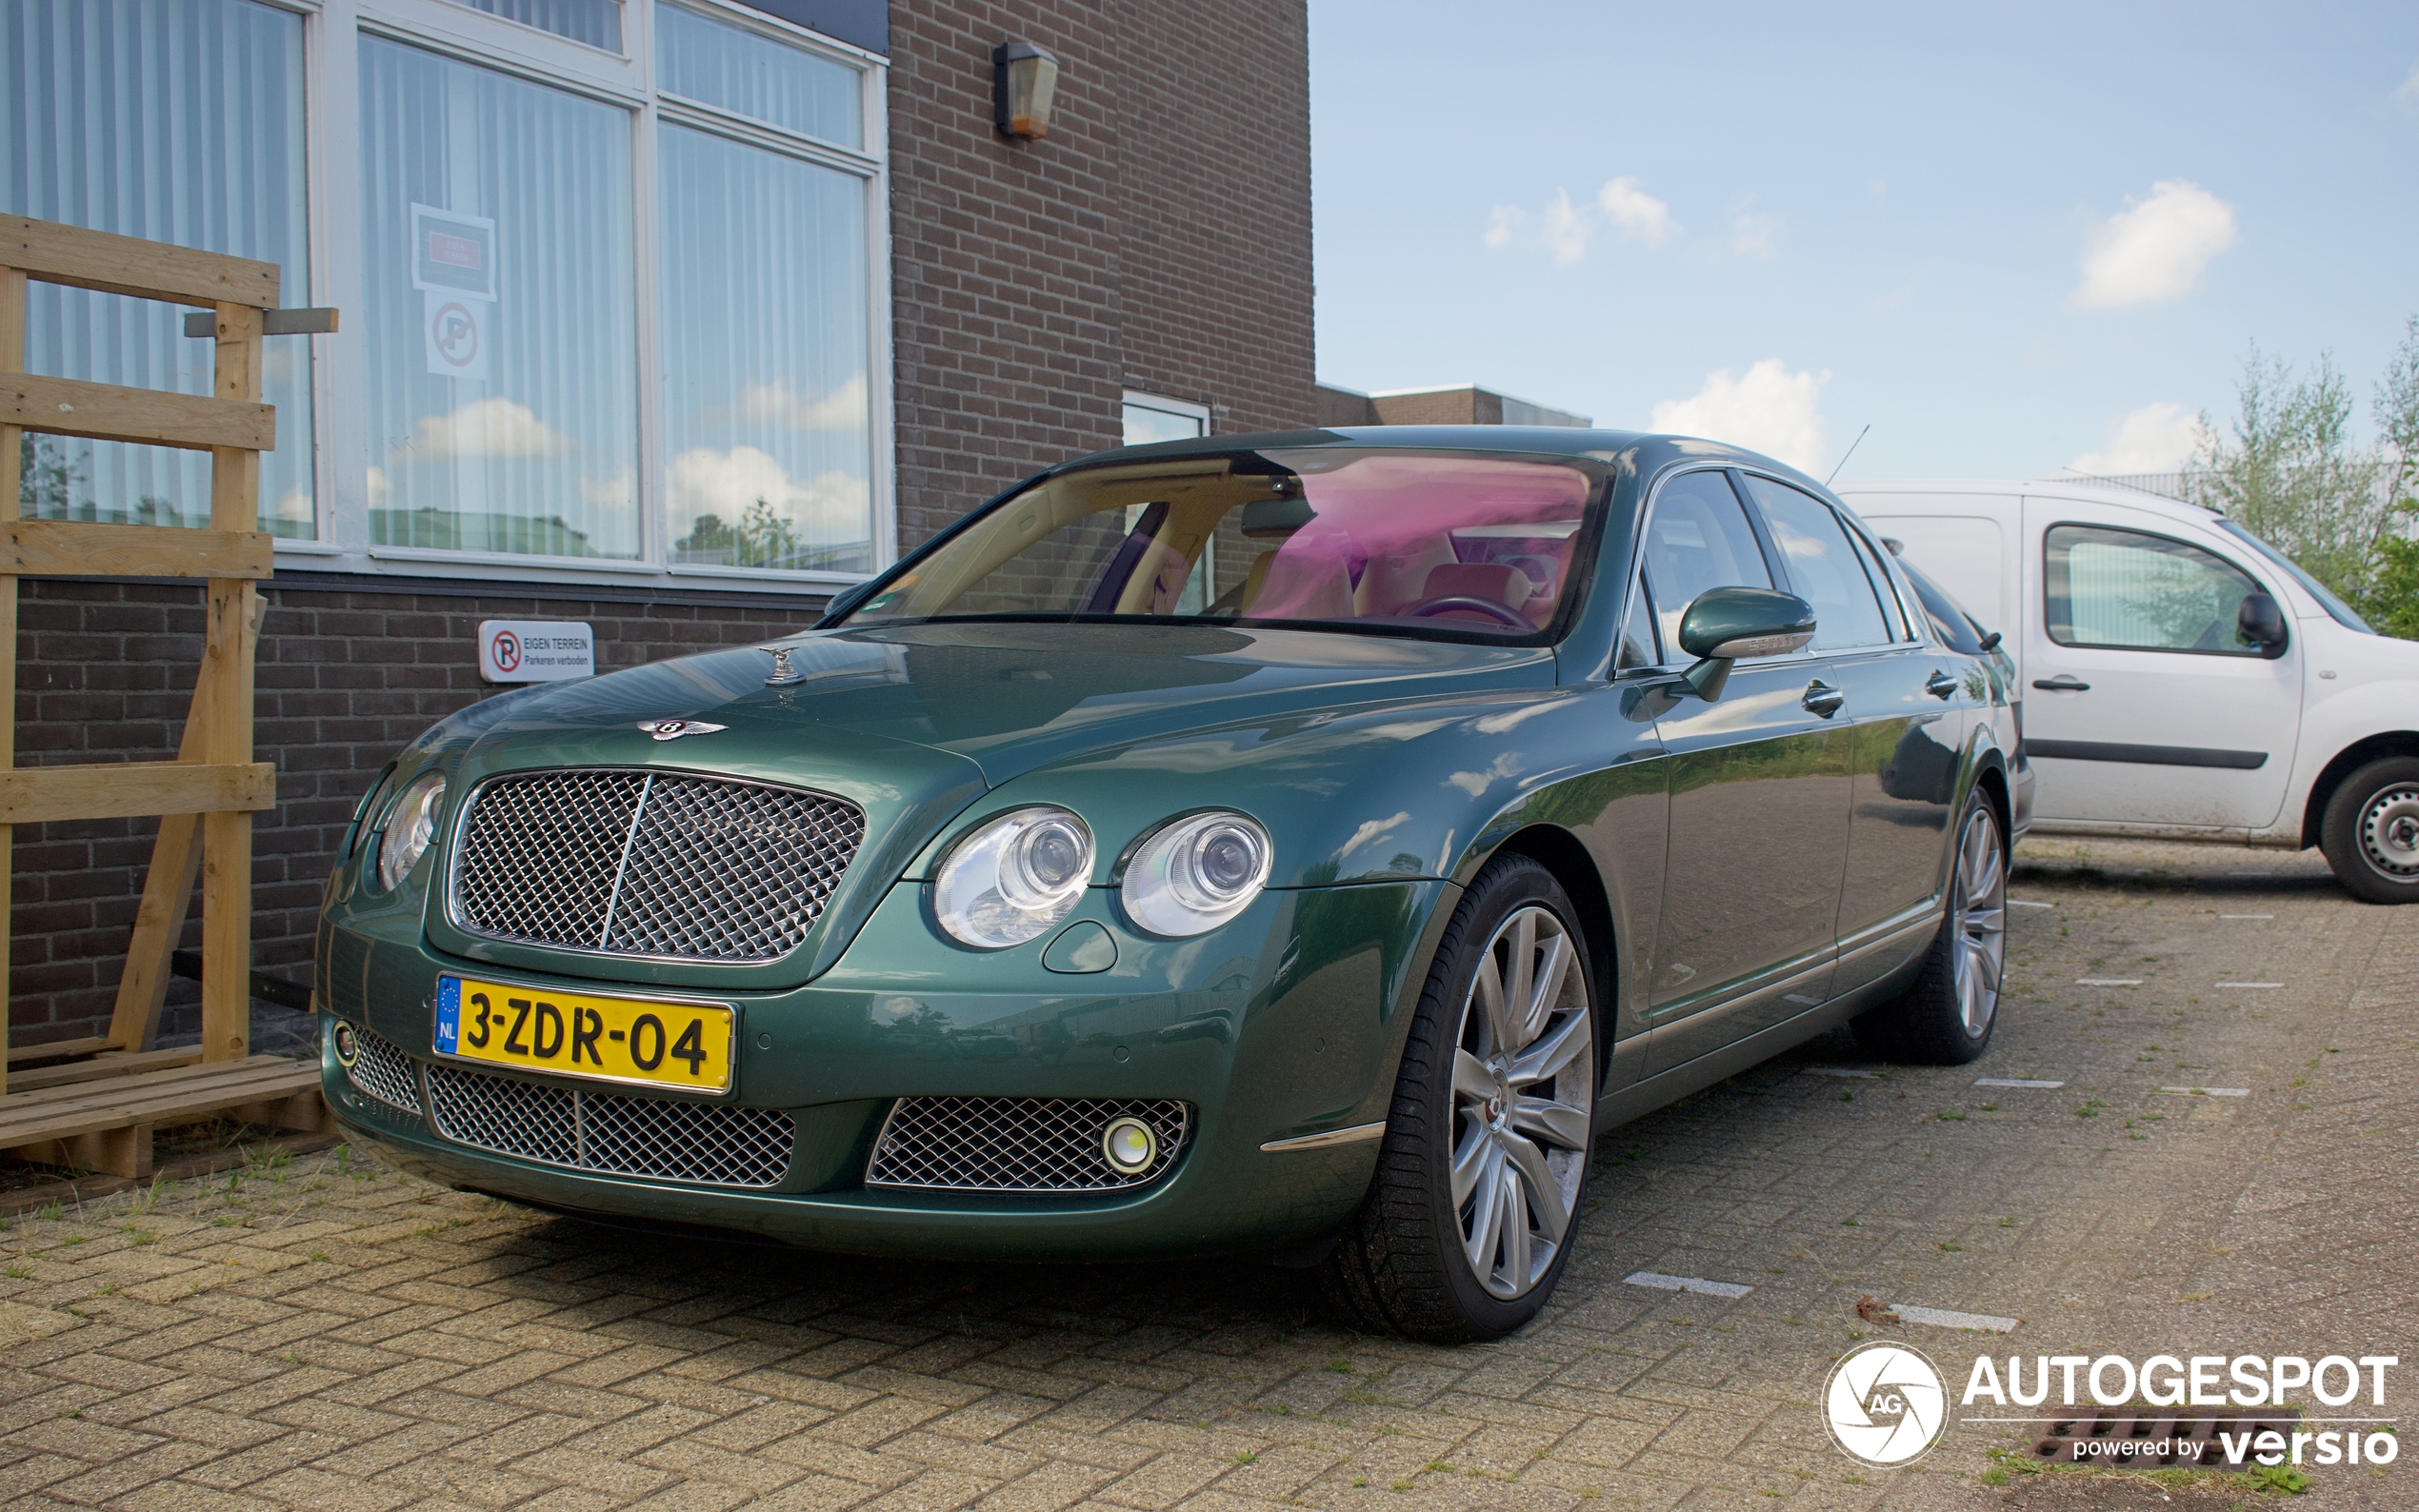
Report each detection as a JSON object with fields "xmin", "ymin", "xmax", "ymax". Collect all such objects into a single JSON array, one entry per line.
[
  {"xmin": 1615, "ymin": 581, "xmax": 1659, "ymax": 670},
  {"xmin": 1638, "ymin": 470, "xmax": 1772, "ymax": 657},
  {"xmin": 1739, "ymin": 475, "xmax": 1889, "ymax": 650},
  {"xmin": 2045, "ymin": 524, "xmax": 2266, "ymax": 655},
  {"xmin": 1851, "ymin": 528, "xmax": 1915, "ymax": 641},
  {"xmin": 1901, "ymin": 561, "xmax": 1988, "ymax": 655}
]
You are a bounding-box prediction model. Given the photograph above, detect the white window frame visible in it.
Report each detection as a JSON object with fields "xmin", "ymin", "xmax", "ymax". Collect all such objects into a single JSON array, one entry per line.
[
  {"xmin": 1121, "ymin": 390, "xmax": 1211, "ymax": 444},
  {"xmin": 294, "ymin": 0, "xmax": 893, "ymax": 592}
]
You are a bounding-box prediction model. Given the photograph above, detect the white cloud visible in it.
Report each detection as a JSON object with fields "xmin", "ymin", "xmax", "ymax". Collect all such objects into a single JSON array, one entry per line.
[
  {"xmin": 730, "ymin": 374, "xmax": 870, "ymax": 431},
  {"xmin": 2071, "ymin": 402, "xmax": 2212, "ymax": 474},
  {"xmin": 1596, "ymin": 177, "xmax": 1677, "ymax": 246},
  {"xmin": 2400, "ymin": 62, "xmax": 2419, "ymax": 111},
  {"xmin": 389, "ymin": 396, "xmax": 570, "ymax": 464},
  {"xmin": 1539, "ymin": 189, "xmax": 1590, "ymax": 264},
  {"xmin": 1649, "ymin": 359, "xmax": 1831, "ymax": 472},
  {"xmin": 669, "ymin": 446, "xmax": 869, "ymax": 536},
  {"xmin": 1484, "ymin": 205, "xmax": 1521, "ymax": 248},
  {"xmin": 2072, "ymin": 179, "xmax": 2238, "ymax": 308},
  {"xmin": 1730, "ymin": 205, "xmax": 1779, "ymax": 258}
]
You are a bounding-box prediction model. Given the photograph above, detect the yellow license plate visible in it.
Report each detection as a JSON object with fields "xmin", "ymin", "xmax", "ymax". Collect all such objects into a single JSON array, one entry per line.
[{"xmin": 434, "ymin": 975, "xmax": 734, "ymax": 1093}]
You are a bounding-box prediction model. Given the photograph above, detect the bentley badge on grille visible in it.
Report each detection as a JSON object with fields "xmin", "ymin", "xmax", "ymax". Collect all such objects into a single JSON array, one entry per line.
[{"xmin": 637, "ymin": 719, "xmax": 727, "ymax": 741}]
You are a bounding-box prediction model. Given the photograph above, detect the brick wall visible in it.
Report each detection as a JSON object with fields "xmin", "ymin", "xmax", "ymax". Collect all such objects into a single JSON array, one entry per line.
[{"xmin": 10, "ymin": 577, "xmax": 829, "ymax": 1052}]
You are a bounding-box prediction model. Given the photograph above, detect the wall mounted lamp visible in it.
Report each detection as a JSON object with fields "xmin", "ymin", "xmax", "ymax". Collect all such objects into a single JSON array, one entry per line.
[{"xmin": 993, "ymin": 40, "xmax": 1060, "ymax": 140}]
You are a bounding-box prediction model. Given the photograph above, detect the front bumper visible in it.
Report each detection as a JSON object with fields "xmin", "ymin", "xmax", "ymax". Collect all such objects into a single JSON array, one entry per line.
[{"xmin": 319, "ymin": 878, "xmax": 1441, "ymax": 1260}]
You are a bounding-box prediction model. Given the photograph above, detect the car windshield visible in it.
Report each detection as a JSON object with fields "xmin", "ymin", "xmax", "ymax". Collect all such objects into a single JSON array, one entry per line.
[
  {"xmin": 840, "ymin": 448, "xmax": 1606, "ymax": 642},
  {"xmin": 2211, "ymin": 518, "xmax": 2375, "ymax": 634}
]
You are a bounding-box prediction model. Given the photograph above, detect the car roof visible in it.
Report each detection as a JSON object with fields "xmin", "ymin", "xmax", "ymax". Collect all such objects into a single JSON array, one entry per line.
[
  {"xmin": 1072, "ymin": 425, "xmax": 1835, "ymax": 495},
  {"xmin": 1837, "ymin": 476, "xmax": 2229, "ymax": 528}
]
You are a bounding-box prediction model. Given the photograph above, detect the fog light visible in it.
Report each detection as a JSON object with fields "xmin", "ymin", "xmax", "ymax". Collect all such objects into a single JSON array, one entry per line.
[
  {"xmin": 1101, "ymin": 1116, "xmax": 1157, "ymax": 1174},
  {"xmin": 331, "ymin": 1021, "xmax": 359, "ymax": 1067}
]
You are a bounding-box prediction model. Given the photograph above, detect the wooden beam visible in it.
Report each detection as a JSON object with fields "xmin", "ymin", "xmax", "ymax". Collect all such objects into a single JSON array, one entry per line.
[
  {"xmin": 0, "ymin": 266, "xmax": 20, "ymax": 1097},
  {"xmin": 203, "ymin": 303, "xmax": 265, "ymax": 1065},
  {"xmin": 6, "ymin": 1046, "xmax": 202, "ymax": 1093},
  {"xmin": 3, "ymin": 520, "xmax": 273, "ymax": 580},
  {"xmin": 0, "ymin": 216, "xmax": 279, "ymax": 309},
  {"xmin": 4, "ymin": 1037, "xmax": 110, "ymax": 1068},
  {"xmin": 2, "ymin": 374, "xmax": 275, "ymax": 453},
  {"xmin": 0, "ymin": 762, "xmax": 275, "ymax": 826}
]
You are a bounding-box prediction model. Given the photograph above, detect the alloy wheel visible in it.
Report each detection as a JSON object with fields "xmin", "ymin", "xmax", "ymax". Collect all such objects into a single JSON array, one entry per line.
[
  {"xmin": 1449, "ymin": 905, "xmax": 1593, "ymax": 1301},
  {"xmin": 2358, "ymin": 783, "xmax": 2419, "ymax": 882},
  {"xmin": 1950, "ymin": 806, "xmax": 2007, "ymax": 1038}
]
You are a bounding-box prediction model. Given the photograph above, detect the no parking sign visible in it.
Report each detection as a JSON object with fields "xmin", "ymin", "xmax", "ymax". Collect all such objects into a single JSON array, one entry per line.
[{"xmin": 477, "ymin": 620, "xmax": 594, "ymax": 684}]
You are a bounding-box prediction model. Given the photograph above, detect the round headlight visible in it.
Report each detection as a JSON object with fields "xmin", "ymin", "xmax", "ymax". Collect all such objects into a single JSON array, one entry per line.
[
  {"xmin": 1120, "ymin": 811, "xmax": 1272, "ymax": 937},
  {"xmin": 375, "ymin": 773, "xmax": 448, "ymax": 891},
  {"xmin": 934, "ymin": 806, "xmax": 1094, "ymax": 948}
]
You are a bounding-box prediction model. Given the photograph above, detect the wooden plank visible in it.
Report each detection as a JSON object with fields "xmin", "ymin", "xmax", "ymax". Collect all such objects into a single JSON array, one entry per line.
[
  {"xmin": 0, "ymin": 761, "xmax": 275, "ymax": 826},
  {"xmin": 2, "ymin": 520, "xmax": 273, "ymax": 580},
  {"xmin": 0, "ymin": 266, "xmax": 20, "ymax": 1097},
  {"xmin": 0, "ymin": 1054, "xmax": 302, "ymax": 1110},
  {"xmin": 183, "ymin": 308, "xmax": 338, "ymax": 338},
  {"xmin": 4, "ymin": 1037, "xmax": 110, "ymax": 1069},
  {"xmin": 2, "ymin": 374, "xmax": 275, "ymax": 453},
  {"xmin": 204, "ymin": 303, "xmax": 265, "ymax": 1064},
  {"xmin": 0, "ymin": 1067, "xmax": 319, "ymax": 1147},
  {"xmin": 7, "ymin": 1046, "xmax": 203, "ymax": 1094},
  {"xmin": 0, "ymin": 217, "xmax": 279, "ymax": 309},
  {"xmin": 107, "ymin": 720, "xmax": 211, "ymax": 1052}
]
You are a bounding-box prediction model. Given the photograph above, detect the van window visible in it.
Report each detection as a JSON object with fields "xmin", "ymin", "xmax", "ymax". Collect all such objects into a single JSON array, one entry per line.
[
  {"xmin": 2045, "ymin": 525, "xmax": 2265, "ymax": 655},
  {"xmin": 1739, "ymin": 476, "xmax": 1889, "ymax": 650},
  {"xmin": 1639, "ymin": 470, "xmax": 1772, "ymax": 654}
]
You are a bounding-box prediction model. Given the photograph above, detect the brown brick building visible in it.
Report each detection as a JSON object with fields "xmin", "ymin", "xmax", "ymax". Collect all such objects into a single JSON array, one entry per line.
[{"xmin": 2, "ymin": 0, "xmax": 1314, "ymax": 1050}]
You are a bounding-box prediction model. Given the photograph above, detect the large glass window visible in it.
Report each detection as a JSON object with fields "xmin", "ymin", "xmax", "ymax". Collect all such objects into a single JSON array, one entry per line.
[
  {"xmin": 360, "ymin": 37, "xmax": 640, "ymax": 559},
  {"xmin": 1, "ymin": 0, "xmax": 314, "ymax": 537},
  {"xmin": 1638, "ymin": 470, "xmax": 1772, "ymax": 656},
  {"xmin": 2046, "ymin": 525, "xmax": 2264, "ymax": 654},
  {"xmin": 657, "ymin": 3, "xmax": 860, "ymax": 148},
  {"xmin": 1740, "ymin": 475, "xmax": 1889, "ymax": 650}
]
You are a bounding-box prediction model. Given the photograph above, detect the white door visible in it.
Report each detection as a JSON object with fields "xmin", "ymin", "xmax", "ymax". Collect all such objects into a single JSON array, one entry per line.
[{"xmin": 2020, "ymin": 502, "xmax": 2302, "ymax": 830}]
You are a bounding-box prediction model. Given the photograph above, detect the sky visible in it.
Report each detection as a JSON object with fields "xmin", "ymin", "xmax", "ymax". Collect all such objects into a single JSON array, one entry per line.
[{"xmin": 1306, "ymin": 1, "xmax": 2419, "ymax": 483}]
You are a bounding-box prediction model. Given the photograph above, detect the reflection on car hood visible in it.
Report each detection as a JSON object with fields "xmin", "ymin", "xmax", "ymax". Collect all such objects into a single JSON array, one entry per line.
[{"xmin": 468, "ymin": 623, "xmax": 1557, "ymax": 787}]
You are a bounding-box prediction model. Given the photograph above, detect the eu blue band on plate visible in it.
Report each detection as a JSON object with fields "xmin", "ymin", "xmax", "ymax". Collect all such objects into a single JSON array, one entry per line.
[{"xmin": 435, "ymin": 976, "xmax": 461, "ymax": 1054}]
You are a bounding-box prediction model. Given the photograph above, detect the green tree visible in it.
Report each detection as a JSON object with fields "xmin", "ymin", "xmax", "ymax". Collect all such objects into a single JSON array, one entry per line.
[
  {"xmin": 2188, "ymin": 347, "xmax": 2389, "ymax": 603},
  {"xmin": 2360, "ymin": 315, "xmax": 2419, "ymax": 638}
]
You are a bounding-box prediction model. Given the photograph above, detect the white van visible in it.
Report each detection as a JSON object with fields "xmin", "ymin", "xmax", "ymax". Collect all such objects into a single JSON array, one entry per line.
[{"xmin": 1837, "ymin": 479, "xmax": 2419, "ymax": 904}]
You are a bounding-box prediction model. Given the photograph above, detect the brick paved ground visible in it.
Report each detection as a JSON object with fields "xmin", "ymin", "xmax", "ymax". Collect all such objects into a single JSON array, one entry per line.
[{"xmin": 1, "ymin": 838, "xmax": 2411, "ymax": 1511}]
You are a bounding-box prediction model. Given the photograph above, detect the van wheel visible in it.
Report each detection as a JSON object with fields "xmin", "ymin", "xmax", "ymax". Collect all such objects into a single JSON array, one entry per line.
[
  {"xmin": 1320, "ymin": 855, "xmax": 1598, "ymax": 1343},
  {"xmin": 1854, "ymin": 793, "xmax": 2006, "ymax": 1064},
  {"xmin": 2320, "ymin": 757, "xmax": 2419, "ymax": 905}
]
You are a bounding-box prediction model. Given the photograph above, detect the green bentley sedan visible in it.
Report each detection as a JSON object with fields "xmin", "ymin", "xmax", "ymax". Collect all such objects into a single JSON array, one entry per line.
[{"xmin": 317, "ymin": 428, "xmax": 2014, "ymax": 1341}]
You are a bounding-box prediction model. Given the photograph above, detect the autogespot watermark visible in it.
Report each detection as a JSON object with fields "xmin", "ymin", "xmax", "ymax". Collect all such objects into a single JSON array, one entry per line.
[{"xmin": 1824, "ymin": 1346, "xmax": 2404, "ymax": 1471}]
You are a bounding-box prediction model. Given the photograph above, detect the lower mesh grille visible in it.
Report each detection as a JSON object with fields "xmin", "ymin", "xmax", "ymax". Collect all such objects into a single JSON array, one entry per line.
[
  {"xmin": 867, "ymin": 1096, "xmax": 1191, "ymax": 1192},
  {"xmin": 344, "ymin": 1026, "xmax": 423, "ymax": 1117},
  {"xmin": 424, "ymin": 1062, "xmax": 793, "ymax": 1188}
]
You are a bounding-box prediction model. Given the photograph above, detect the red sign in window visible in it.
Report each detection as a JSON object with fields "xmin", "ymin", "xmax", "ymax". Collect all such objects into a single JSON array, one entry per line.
[{"xmin": 427, "ymin": 230, "xmax": 482, "ymax": 269}]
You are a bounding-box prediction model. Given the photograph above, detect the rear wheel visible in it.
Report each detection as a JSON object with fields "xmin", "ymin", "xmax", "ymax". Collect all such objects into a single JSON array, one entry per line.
[
  {"xmin": 2320, "ymin": 757, "xmax": 2419, "ymax": 905},
  {"xmin": 1853, "ymin": 793, "xmax": 2006, "ymax": 1064},
  {"xmin": 1321, "ymin": 856, "xmax": 1598, "ymax": 1343}
]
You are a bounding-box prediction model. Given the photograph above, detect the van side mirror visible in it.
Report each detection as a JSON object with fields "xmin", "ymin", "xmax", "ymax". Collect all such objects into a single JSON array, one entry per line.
[
  {"xmin": 1676, "ymin": 587, "xmax": 1817, "ymax": 700},
  {"xmin": 2237, "ymin": 592, "xmax": 2288, "ymax": 658}
]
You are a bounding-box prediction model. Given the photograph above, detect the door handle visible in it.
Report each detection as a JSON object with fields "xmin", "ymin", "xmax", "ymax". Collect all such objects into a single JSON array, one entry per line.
[
  {"xmin": 1924, "ymin": 669, "xmax": 1959, "ymax": 700},
  {"xmin": 2031, "ymin": 674, "xmax": 2090, "ymax": 692},
  {"xmin": 1802, "ymin": 680, "xmax": 1845, "ymax": 717}
]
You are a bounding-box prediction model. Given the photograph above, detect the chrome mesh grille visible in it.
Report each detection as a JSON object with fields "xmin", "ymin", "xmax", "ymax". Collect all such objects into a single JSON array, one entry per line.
[
  {"xmin": 343, "ymin": 1026, "xmax": 422, "ymax": 1117},
  {"xmin": 866, "ymin": 1097, "xmax": 1192, "ymax": 1192},
  {"xmin": 450, "ymin": 769, "xmax": 865, "ymax": 963},
  {"xmin": 423, "ymin": 1062, "xmax": 792, "ymax": 1188}
]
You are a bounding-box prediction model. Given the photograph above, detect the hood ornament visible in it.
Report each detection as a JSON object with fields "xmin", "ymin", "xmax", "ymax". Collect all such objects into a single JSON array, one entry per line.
[
  {"xmin": 761, "ymin": 644, "xmax": 806, "ymax": 686},
  {"xmin": 638, "ymin": 719, "xmax": 727, "ymax": 742}
]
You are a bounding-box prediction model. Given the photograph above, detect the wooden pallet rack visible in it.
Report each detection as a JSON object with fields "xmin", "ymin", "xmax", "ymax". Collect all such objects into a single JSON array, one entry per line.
[{"xmin": 0, "ymin": 215, "xmax": 332, "ymax": 1177}]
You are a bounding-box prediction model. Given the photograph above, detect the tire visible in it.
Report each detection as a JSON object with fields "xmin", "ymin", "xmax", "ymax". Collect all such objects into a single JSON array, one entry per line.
[
  {"xmin": 2319, "ymin": 757, "xmax": 2419, "ymax": 905},
  {"xmin": 1320, "ymin": 855, "xmax": 1600, "ymax": 1343},
  {"xmin": 1853, "ymin": 792, "xmax": 2007, "ymax": 1064}
]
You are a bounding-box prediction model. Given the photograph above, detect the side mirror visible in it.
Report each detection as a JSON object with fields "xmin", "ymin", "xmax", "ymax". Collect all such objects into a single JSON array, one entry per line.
[
  {"xmin": 1675, "ymin": 587, "xmax": 1817, "ymax": 700},
  {"xmin": 2237, "ymin": 592, "xmax": 2288, "ymax": 659}
]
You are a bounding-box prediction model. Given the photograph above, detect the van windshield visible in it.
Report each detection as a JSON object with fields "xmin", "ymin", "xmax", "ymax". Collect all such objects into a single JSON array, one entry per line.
[
  {"xmin": 2212, "ymin": 520, "xmax": 2374, "ymax": 634},
  {"xmin": 840, "ymin": 448, "xmax": 1606, "ymax": 644}
]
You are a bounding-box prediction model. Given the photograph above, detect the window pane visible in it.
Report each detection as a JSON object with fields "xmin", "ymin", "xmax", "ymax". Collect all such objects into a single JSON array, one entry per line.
[
  {"xmin": 1, "ymin": 0, "xmax": 313, "ymax": 537},
  {"xmin": 454, "ymin": 0, "xmax": 622, "ymax": 50},
  {"xmin": 657, "ymin": 3, "xmax": 860, "ymax": 149},
  {"xmin": 2046, "ymin": 525, "xmax": 2261, "ymax": 653},
  {"xmin": 660, "ymin": 125, "xmax": 870, "ymax": 572},
  {"xmin": 1639, "ymin": 470, "xmax": 1771, "ymax": 653},
  {"xmin": 1741, "ymin": 476, "xmax": 1889, "ymax": 649},
  {"xmin": 1123, "ymin": 400, "xmax": 1205, "ymax": 447},
  {"xmin": 361, "ymin": 38, "xmax": 638, "ymax": 559},
  {"xmin": 1615, "ymin": 582, "xmax": 1659, "ymax": 669}
]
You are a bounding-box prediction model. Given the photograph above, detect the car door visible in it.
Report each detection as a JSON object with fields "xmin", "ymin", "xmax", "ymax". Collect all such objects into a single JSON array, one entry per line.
[
  {"xmin": 2019, "ymin": 502, "xmax": 2303, "ymax": 830},
  {"xmin": 1740, "ymin": 474, "xmax": 1967, "ymax": 994},
  {"xmin": 1634, "ymin": 468, "xmax": 1850, "ymax": 1078}
]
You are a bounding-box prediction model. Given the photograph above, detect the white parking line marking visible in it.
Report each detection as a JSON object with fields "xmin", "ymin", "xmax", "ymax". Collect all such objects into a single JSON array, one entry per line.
[
  {"xmin": 1624, "ymin": 1271, "xmax": 1753, "ymax": 1299},
  {"xmin": 2159, "ymin": 1086, "xmax": 2249, "ymax": 1098},
  {"xmin": 2215, "ymin": 982, "xmax": 2282, "ymax": 988},
  {"xmin": 1892, "ymin": 1304, "xmax": 2020, "ymax": 1333},
  {"xmin": 1973, "ymin": 1078, "xmax": 2065, "ymax": 1089},
  {"xmin": 2008, "ymin": 899, "xmax": 2055, "ymax": 909},
  {"xmin": 1804, "ymin": 1067, "xmax": 1878, "ymax": 1079},
  {"xmin": 2220, "ymin": 913, "xmax": 2273, "ymax": 920},
  {"xmin": 2075, "ymin": 978, "xmax": 2143, "ymax": 986}
]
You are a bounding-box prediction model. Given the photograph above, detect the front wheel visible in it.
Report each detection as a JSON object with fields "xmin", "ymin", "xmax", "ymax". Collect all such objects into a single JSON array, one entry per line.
[
  {"xmin": 1853, "ymin": 792, "xmax": 2007, "ymax": 1064},
  {"xmin": 2320, "ymin": 757, "xmax": 2419, "ymax": 905},
  {"xmin": 1321, "ymin": 855, "xmax": 1598, "ymax": 1343}
]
